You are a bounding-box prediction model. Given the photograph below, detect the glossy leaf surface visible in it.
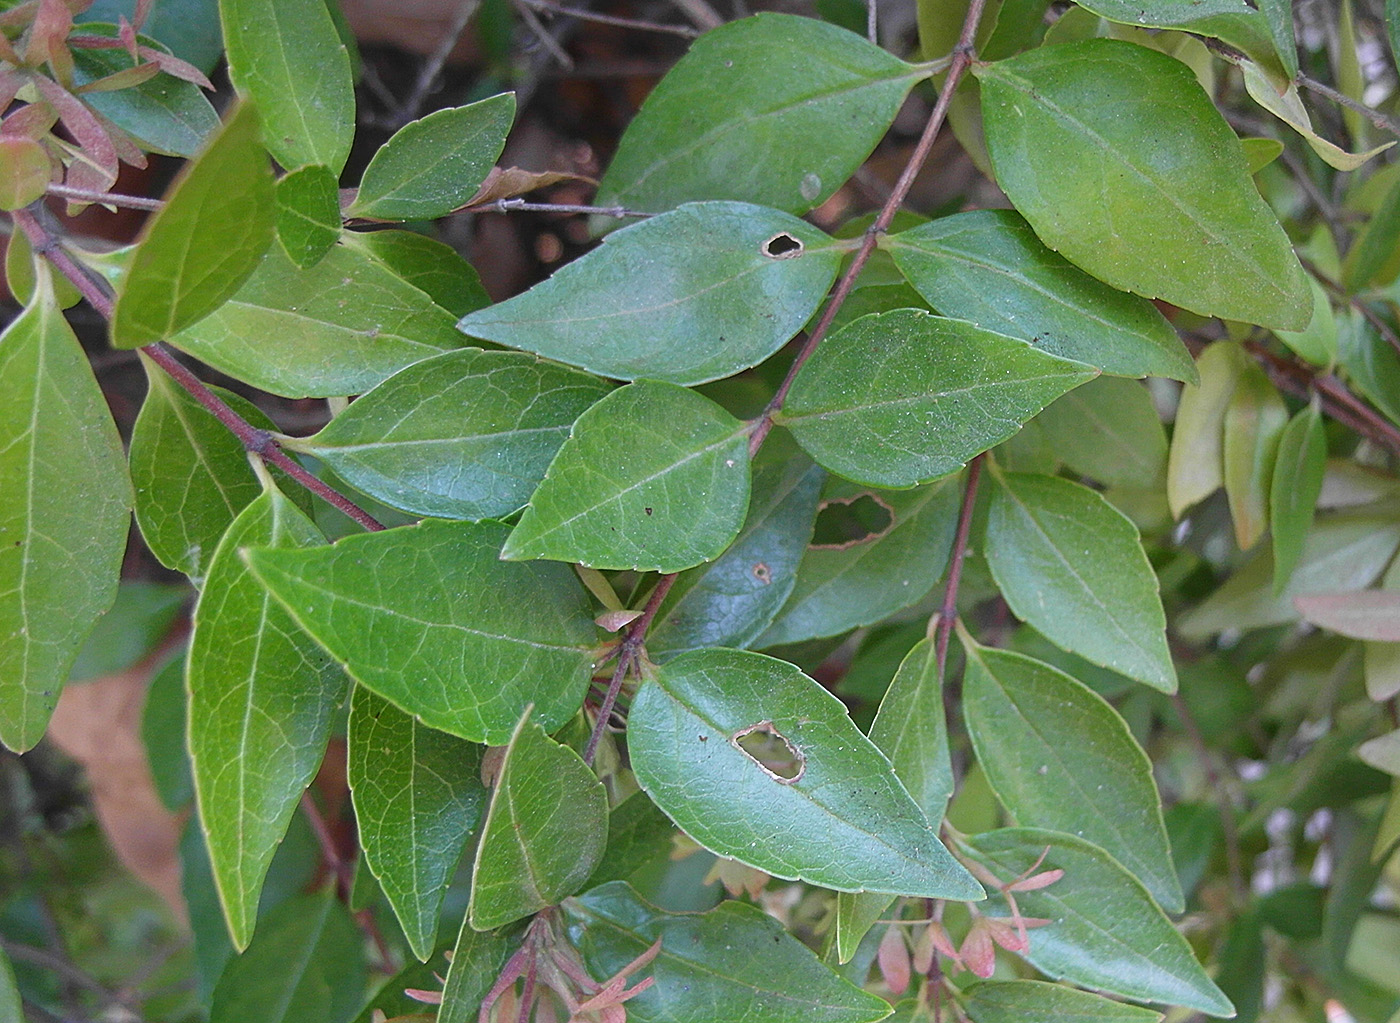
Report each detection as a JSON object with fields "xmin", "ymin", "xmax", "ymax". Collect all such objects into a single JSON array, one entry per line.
[
  {"xmin": 963, "ymin": 980, "xmax": 1163, "ymax": 1023},
  {"xmin": 349, "ymin": 229, "xmax": 491, "ymax": 318},
  {"xmin": 274, "ymin": 163, "xmax": 340, "ymax": 268}
]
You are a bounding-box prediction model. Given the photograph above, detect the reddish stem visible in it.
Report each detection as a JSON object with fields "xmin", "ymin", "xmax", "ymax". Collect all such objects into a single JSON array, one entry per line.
[{"xmin": 934, "ymin": 454, "xmax": 985, "ymax": 680}]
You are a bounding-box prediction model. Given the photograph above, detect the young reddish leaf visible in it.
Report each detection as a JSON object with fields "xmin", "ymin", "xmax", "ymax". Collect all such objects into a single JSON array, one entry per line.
[{"xmin": 877, "ymin": 925, "xmax": 912, "ymax": 995}]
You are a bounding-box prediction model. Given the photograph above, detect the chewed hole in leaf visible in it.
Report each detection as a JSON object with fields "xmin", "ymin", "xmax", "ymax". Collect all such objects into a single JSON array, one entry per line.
[
  {"xmin": 732, "ymin": 720, "xmax": 805, "ymax": 783},
  {"xmin": 761, "ymin": 232, "xmax": 803, "ymax": 259},
  {"xmin": 811, "ymin": 493, "xmax": 894, "ymax": 548}
]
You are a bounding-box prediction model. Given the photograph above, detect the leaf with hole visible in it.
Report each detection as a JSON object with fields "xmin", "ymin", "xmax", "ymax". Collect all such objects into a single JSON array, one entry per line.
[
  {"xmin": 502, "ymin": 381, "xmax": 751, "ymax": 573},
  {"xmin": 274, "ymin": 163, "xmax": 340, "ymax": 268},
  {"xmin": 245, "ymin": 518, "xmax": 599, "ymax": 745},
  {"xmin": 884, "ymin": 210, "xmax": 1193, "ymax": 382},
  {"xmin": 458, "ymin": 201, "xmax": 842, "ymax": 386},
  {"xmin": 976, "ymin": 39, "xmax": 1310, "ymax": 330},
  {"xmin": 628, "ymin": 647, "xmax": 983, "ymax": 898}
]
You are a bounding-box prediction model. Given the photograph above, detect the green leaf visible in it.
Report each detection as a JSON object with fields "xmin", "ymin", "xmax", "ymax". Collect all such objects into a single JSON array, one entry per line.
[
  {"xmin": 1366, "ymin": 558, "xmax": 1400, "ymax": 702},
  {"xmin": 629, "ymin": 647, "xmax": 984, "ymax": 898},
  {"xmin": 68, "ymin": 580, "xmax": 185, "ymax": 681},
  {"xmin": 1166, "ymin": 341, "xmax": 1245, "ymax": 518},
  {"xmin": 961, "ymin": 828, "xmax": 1234, "ymax": 1016},
  {"xmin": 1271, "ymin": 402, "xmax": 1327, "ymax": 594},
  {"xmin": 468, "ymin": 710, "xmax": 608, "ymax": 929},
  {"xmin": 962, "ymin": 980, "xmax": 1163, "ymax": 1023},
  {"xmin": 564, "ymin": 882, "xmax": 896, "ymax": 1023},
  {"xmin": 648, "ymin": 429, "xmax": 824, "ymax": 656},
  {"xmin": 1035, "ymin": 377, "xmax": 1167, "ymax": 491},
  {"xmin": 779, "ymin": 309, "xmax": 1096, "ymax": 488},
  {"xmin": 188, "ymin": 482, "xmax": 348, "ymax": 949},
  {"xmin": 0, "ymin": 280, "xmax": 130, "ymax": 752},
  {"xmin": 274, "ymin": 164, "xmax": 341, "ymax": 268},
  {"xmin": 291, "ymin": 349, "xmax": 610, "ymax": 521},
  {"xmin": 245, "ymin": 518, "xmax": 599, "ymax": 744},
  {"xmin": 1222, "ymin": 358, "xmax": 1288, "ymax": 550},
  {"xmin": 348, "ymin": 687, "xmax": 485, "ymax": 960},
  {"xmin": 586, "ymin": 791, "xmax": 678, "ymax": 888},
  {"xmin": 220, "ymin": 0, "xmax": 354, "ymax": 174},
  {"xmin": 111, "ymin": 101, "xmax": 275, "ymax": 348},
  {"xmin": 0, "ymin": 137, "xmax": 48, "ymax": 211},
  {"xmin": 1345, "ymin": 171, "xmax": 1400, "ymax": 291},
  {"xmin": 0, "ymin": 945, "xmax": 19, "ymax": 1023},
  {"xmin": 758, "ymin": 477, "xmax": 961, "ymax": 645},
  {"xmin": 986, "ymin": 471, "xmax": 1176, "ymax": 692},
  {"xmin": 349, "ymin": 94, "xmax": 515, "ymax": 220},
  {"xmin": 1274, "ymin": 277, "xmax": 1338, "ymax": 367},
  {"xmin": 976, "ymin": 39, "xmax": 1310, "ymax": 330},
  {"xmin": 143, "ymin": 649, "xmax": 194, "ymax": 811},
  {"xmin": 594, "ymin": 13, "xmax": 923, "ymax": 215},
  {"xmin": 503, "ymin": 381, "xmax": 751, "ymax": 573},
  {"xmin": 459, "ymin": 202, "xmax": 842, "ymax": 385},
  {"xmin": 169, "ymin": 238, "xmax": 466, "ymax": 398},
  {"xmin": 960, "ymin": 636, "xmax": 1183, "ymax": 912},
  {"xmin": 884, "ymin": 210, "xmax": 1194, "ymax": 381},
  {"xmin": 347, "ymin": 229, "xmax": 490, "ymax": 318},
  {"xmin": 1070, "ymin": 0, "xmax": 1286, "ymax": 78},
  {"xmin": 1241, "ymin": 60, "xmax": 1393, "ymax": 172},
  {"xmin": 208, "ymin": 889, "xmax": 364, "ymax": 1023},
  {"xmin": 6, "ymin": 231, "xmax": 82, "ymax": 309},
  {"xmin": 87, "ymin": 0, "xmax": 224, "ymax": 73},
  {"xmin": 438, "ymin": 921, "xmax": 524, "ymax": 1023}
]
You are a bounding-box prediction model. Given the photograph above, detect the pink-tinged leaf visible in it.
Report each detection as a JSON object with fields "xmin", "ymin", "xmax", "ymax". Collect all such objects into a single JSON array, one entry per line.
[
  {"xmin": 877, "ymin": 925, "xmax": 912, "ymax": 995},
  {"xmin": 985, "ymin": 916, "xmax": 1029, "ymax": 954},
  {"xmin": 132, "ymin": 0, "xmax": 152, "ymax": 31},
  {"xmin": 1008, "ymin": 868, "xmax": 1064, "ymax": 892},
  {"xmin": 137, "ymin": 45, "xmax": 214, "ymax": 90},
  {"xmin": 117, "ymin": 16, "xmax": 139, "ymax": 59},
  {"xmin": 31, "ymin": 77, "xmax": 117, "ymax": 189},
  {"xmin": 912, "ymin": 923, "xmax": 936, "ymax": 974},
  {"xmin": 926, "ymin": 920, "xmax": 960, "ymax": 962},
  {"xmin": 1295, "ymin": 591, "xmax": 1400, "ymax": 641},
  {"xmin": 404, "ymin": 988, "xmax": 444, "ymax": 1005},
  {"xmin": 72, "ymin": 60, "xmax": 160, "ymax": 94},
  {"xmin": 25, "ymin": 0, "xmax": 72, "ymax": 73},
  {"xmin": 3, "ymin": 101, "xmax": 59, "ymax": 139},
  {"xmin": 0, "ymin": 30, "xmax": 20, "ymax": 64},
  {"xmin": 960, "ymin": 919, "xmax": 997, "ymax": 978}
]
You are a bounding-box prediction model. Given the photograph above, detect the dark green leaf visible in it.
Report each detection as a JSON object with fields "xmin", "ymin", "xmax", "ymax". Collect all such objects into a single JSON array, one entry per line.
[
  {"xmin": 87, "ymin": 0, "xmax": 224, "ymax": 73},
  {"xmin": 68, "ymin": 580, "xmax": 185, "ymax": 681},
  {"xmin": 629, "ymin": 648, "xmax": 983, "ymax": 898},
  {"xmin": 960, "ymin": 636, "xmax": 1183, "ymax": 912},
  {"xmin": 468, "ymin": 710, "xmax": 608, "ymax": 929},
  {"xmin": 1213, "ymin": 911, "xmax": 1265, "ymax": 1023},
  {"xmin": 586, "ymin": 792, "xmax": 678, "ymax": 888},
  {"xmin": 188, "ymin": 482, "xmax": 348, "ymax": 949},
  {"xmin": 1222, "ymin": 359, "xmax": 1287, "ymax": 550},
  {"xmin": 350, "ymin": 94, "xmax": 515, "ymax": 220},
  {"xmin": 961, "ymin": 829, "xmax": 1234, "ymax": 1016},
  {"xmin": 503, "ymin": 381, "xmax": 751, "ymax": 573},
  {"xmin": 1033, "ymin": 377, "xmax": 1167, "ymax": 490},
  {"xmin": 781, "ymin": 310, "xmax": 1095, "ymax": 487},
  {"xmin": 1070, "ymin": 0, "xmax": 1286, "ymax": 78},
  {"xmin": 220, "ymin": 0, "xmax": 354, "ymax": 173},
  {"xmin": 976, "ymin": 39, "xmax": 1310, "ymax": 330},
  {"xmin": 111, "ymin": 101, "xmax": 275, "ymax": 348},
  {"xmin": 885, "ymin": 210, "xmax": 1193, "ymax": 381},
  {"xmin": 143, "ymin": 650, "xmax": 193, "ymax": 811},
  {"xmin": 0, "ymin": 281, "xmax": 130, "ymax": 752},
  {"xmin": 1271, "ymin": 402, "xmax": 1327, "ymax": 593},
  {"xmin": 458, "ymin": 202, "xmax": 842, "ymax": 385},
  {"xmin": 350, "ymin": 943, "xmax": 454, "ymax": 1023},
  {"xmin": 564, "ymin": 882, "xmax": 895, "ymax": 1023},
  {"xmin": 245, "ymin": 518, "xmax": 599, "ymax": 744},
  {"xmin": 348, "ymin": 687, "xmax": 485, "ymax": 960},
  {"xmin": 292, "ymin": 349, "xmax": 610, "ymax": 521},
  {"xmin": 595, "ymin": 13, "xmax": 923, "ymax": 215},
  {"xmin": 962, "ymin": 980, "xmax": 1163, "ymax": 1023},
  {"xmin": 986, "ymin": 471, "xmax": 1176, "ymax": 692},
  {"xmin": 349, "ymin": 229, "xmax": 490, "ymax": 318},
  {"xmin": 0, "ymin": 945, "xmax": 19, "ymax": 1023},
  {"xmin": 274, "ymin": 164, "xmax": 341, "ymax": 268},
  {"xmin": 1345, "ymin": 163, "xmax": 1400, "ymax": 291},
  {"xmin": 437, "ymin": 920, "xmax": 523, "ymax": 1023}
]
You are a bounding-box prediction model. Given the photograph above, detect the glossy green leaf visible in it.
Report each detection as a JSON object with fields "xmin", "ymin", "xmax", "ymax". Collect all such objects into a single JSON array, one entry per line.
[
  {"xmin": 169, "ymin": 238, "xmax": 465, "ymax": 398},
  {"xmin": 245, "ymin": 518, "xmax": 598, "ymax": 744},
  {"xmin": 68, "ymin": 580, "xmax": 185, "ymax": 681},
  {"xmin": 220, "ymin": 0, "xmax": 354, "ymax": 174},
  {"xmin": 629, "ymin": 648, "xmax": 983, "ymax": 898},
  {"xmin": 885, "ymin": 210, "xmax": 1194, "ymax": 381},
  {"xmin": 960, "ymin": 637, "xmax": 1182, "ymax": 911},
  {"xmin": 292, "ymin": 349, "xmax": 610, "ymax": 521},
  {"xmin": 1271, "ymin": 402, "xmax": 1327, "ymax": 594},
  {"xmin": 348, "ymin": 687, "xmax": 485, "ymax": 960},
  {"xmin": 1167, "ymin": 341, "xmax": 1245, "ymax": 518},
  {"xmin": 6, "ymin": 231, "xmax": 82, "ymax": 309},
  {"xmin": 350, "ymin": 94, "xmax": 515, "ymax": 220},
  {"xmin": 1275, "ymin": 277, "xmax": 1338, "ymax": 367},
  {"xmin": 438, "ymin": 920, "xmax": 523, "ymax": 1023},
  {"xmin": 188, "ymin": 482, "xmax": 348, "ymax": 949},
  {"xmin": 759, "ymin": 477, "xmax": 961, "ymax": 645},
  {"xmin": 780, "ymin": 309, "xmax": 1096, "ymax": 488},
  {"xmin": 0, "ymin": 280, "xmax": 130, "ymax": 752},
  {"xmin": 1222, "ymin": 358, "xmax": 1288, "ymax": 551},
  {"xmin": 586, "ymin": 791, "xmax": 678, "ymax": 888},
  {"xmin": 976, "ymin": 39, "xmax": 1310, "ymax": 330},
  {"xmin": 564, "ymin": 882, "xmax": 895, "ymax": 1023},
  {"xmin": 964, "ymin": 980, "xmax": 1162, "ymax": 1023},
  {"xmin": 111, "ymin": 101, "xmax": 275, "ymax": 348},
  {"xmin": 649, "ymin": 430, "xmax": 823, "ymax": 656},
  {"xmin": 595, "ymin": 13, "xmax": 923, "ymax": 215},
  {"xmin": 468, "ymin": 710, "xmax": 607, "ymax": 929},
  {"xmin": 1241, "ymin": 60, "xmax": 1392, "ymax": 172},
  {"xmin": 208, "ymin": 889, "xmax": 364, "ymax": 1023},
  {"xmin": 1035, "ymin": 377, "xmax": 1167, "ymax": 490},
  {"xmin": 347, "ymin": 229, "xmax": 490, "ymax": 318},
  {"xmin": 503, "ymin": 381, "xmax": 751, "ymax": 573},
  {"xmin": 1345, "ymin": 172, "xmax": 1400, "ymax": 291},
  {"xmin": 143, "ymin": 650, "xmax": 193, "ymax": 811},
  {"xmin": 1070, "ymin": 0, "xmax": 1283, "ymax": 77},
  {"xmin": 962, "ymin": 829, "xmax": 1233, "ymax": 1016},
  {"xmin": 460, "ymin": 202, "xmax": 841, "ymax": 385},
  {"xmin": 274, "ymin": 164, "xmax": 340, "ymax": 268},
  {"xmin": 987, "ymin": 471, "xmax": 1175, "ymax": 692}
]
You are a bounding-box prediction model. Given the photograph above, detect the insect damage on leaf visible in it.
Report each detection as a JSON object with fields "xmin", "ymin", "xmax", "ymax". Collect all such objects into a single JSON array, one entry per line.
[{"xmin": 732, "ymin": 720, "xmax": 805, "ymax": 782}]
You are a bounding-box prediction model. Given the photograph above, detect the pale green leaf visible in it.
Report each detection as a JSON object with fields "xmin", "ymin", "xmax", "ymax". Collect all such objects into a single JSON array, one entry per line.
[
  {"xmin": 1271, "ymin": 402, "xmax": 1327, "ymax": 594},
  {"xmin": 1275, "ymin": 277, "xmax": 1339, "ymax": 367},
  {"xmin": 460, "ymin": 202, "xmax": 842, "ymax": 385},
  {"xmin": 111, "ymin": 101, "xmax": 275, "ymax": 348},
  {"xmin": 437, "ymin": 920, "xmax": 523, "ymax": 1023},
  {"xmin": 976, "ymin": 39, "xmax": 1310, "ymax": 330},
  {"xmin": 503, "ymin": 381, "xmax": 751, "ymax": 573},
  {"xmin": 629, "ymin": 648, "xmax": 984, "ymax": 899},
  {"xmin": 468, "ymin": 710, "xmax": 607, "ymax": 929},
  {"xmin": 188, "ymin": 482, "xmax": 348, "ymax": 949},
  {"xmin": 986, "ymin": 471, "xmax": 1176, "ymax": 692},
  {"xmin": 1359, "ymin": 730, "xmax": 1400, "ymax": 776},
  {"xmin": 274, "ymin": 164, "xmax": 341, "ymax": 268},
  {"xmin": 348, "ymin": 687, "xmax": 485, "ymax": 960},
  {"xmin": 0, "ymin": 280, "xmax": 130, "ymax": 752},
  {"xmin": 350, "ymin": 94, "xmax": 515, "ymax": 220},
  {"xmin": 0, "ymin": 945, "xmax": 20, "ymax": 1023},
  {"xmin": 1035, "ymin": 377, "xmax": 1167, "ymax": 490},
  {"xmin": 1242, "ymin": 61, "xmax": 1393, "ymax": 172},
  {"xmin": 963, "ymin": 980, "xmax": 1163, "ymax": 1023},
  {"xmin": 1167, "ymin": 341, "xmax": 1246, "ymax": 518},
  {"xmin": 885, "ymin": 210, "xmax": 1194, "ymax": 381},
  {"xmin": 1222, "ymin": 358, "xmax": 1288, "ymax": 551},
  {"xmin": 245, "ymin": 518, "xmax": 598, "ymax": 744},
  {"xmin": 1366, "ymin": 558, "xmax": 1400, "ymax": 702},
  {"xmin": 1345, "ymin": 172, "xmax": 1400, "ymax": 291},
  {"xmin": 1294, "ymin": 591, "xmax": 1400, "ymax": 641},
  {"xmin": 595, "ymin": 13, "xmax": 923, "ymax": 215}
]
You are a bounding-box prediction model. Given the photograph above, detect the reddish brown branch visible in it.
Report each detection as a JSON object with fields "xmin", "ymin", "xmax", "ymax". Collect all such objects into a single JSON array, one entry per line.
[{"xmin": 934, "ymin": 454, "xmax": 985, "ymax": 680}]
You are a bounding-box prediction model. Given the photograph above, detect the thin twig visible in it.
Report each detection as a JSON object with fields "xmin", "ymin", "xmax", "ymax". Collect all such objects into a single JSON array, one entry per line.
[
  {"xmin": 1300, "ymin": 255, "xmax": 1400, "ymax": 362},
  {"xmin": 934, "ymin": 454, "xmax": 985, "ymax": 681},
  {"xmin": 666, "ymin": 0, "xmax": 723, "ymax": 31},
  {"xmin": 519, "ymin": 0, "xmax": 699, "ymax": 38},
  {"xmin": 12, "ymin": 208, "xmax": 116, "ymax": 317},
  {"xmin": 1296, "ymin": 71, "xmax": 1400, "ymax": 139},
  {"xmin": 46, "ymin": 182, "xmax": 164, "ymax": 210},
  {"xmin": 1, "ymin": 940, "xmax": 130, "ymax": 1007},
  {"xmin": 466, "ymin": 197, "xmax": 650, "ymax": 218},
  {"xmin": 1170, "ymin": 692, "xmax": 1248, "ymax": 905},
  {"xmin": 389, "ymin": 0, "xmax": 481, "ymax": 127},
  {"xmin": 516, "ymin": 0, "xmax": 576, "ymax": 68}
]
